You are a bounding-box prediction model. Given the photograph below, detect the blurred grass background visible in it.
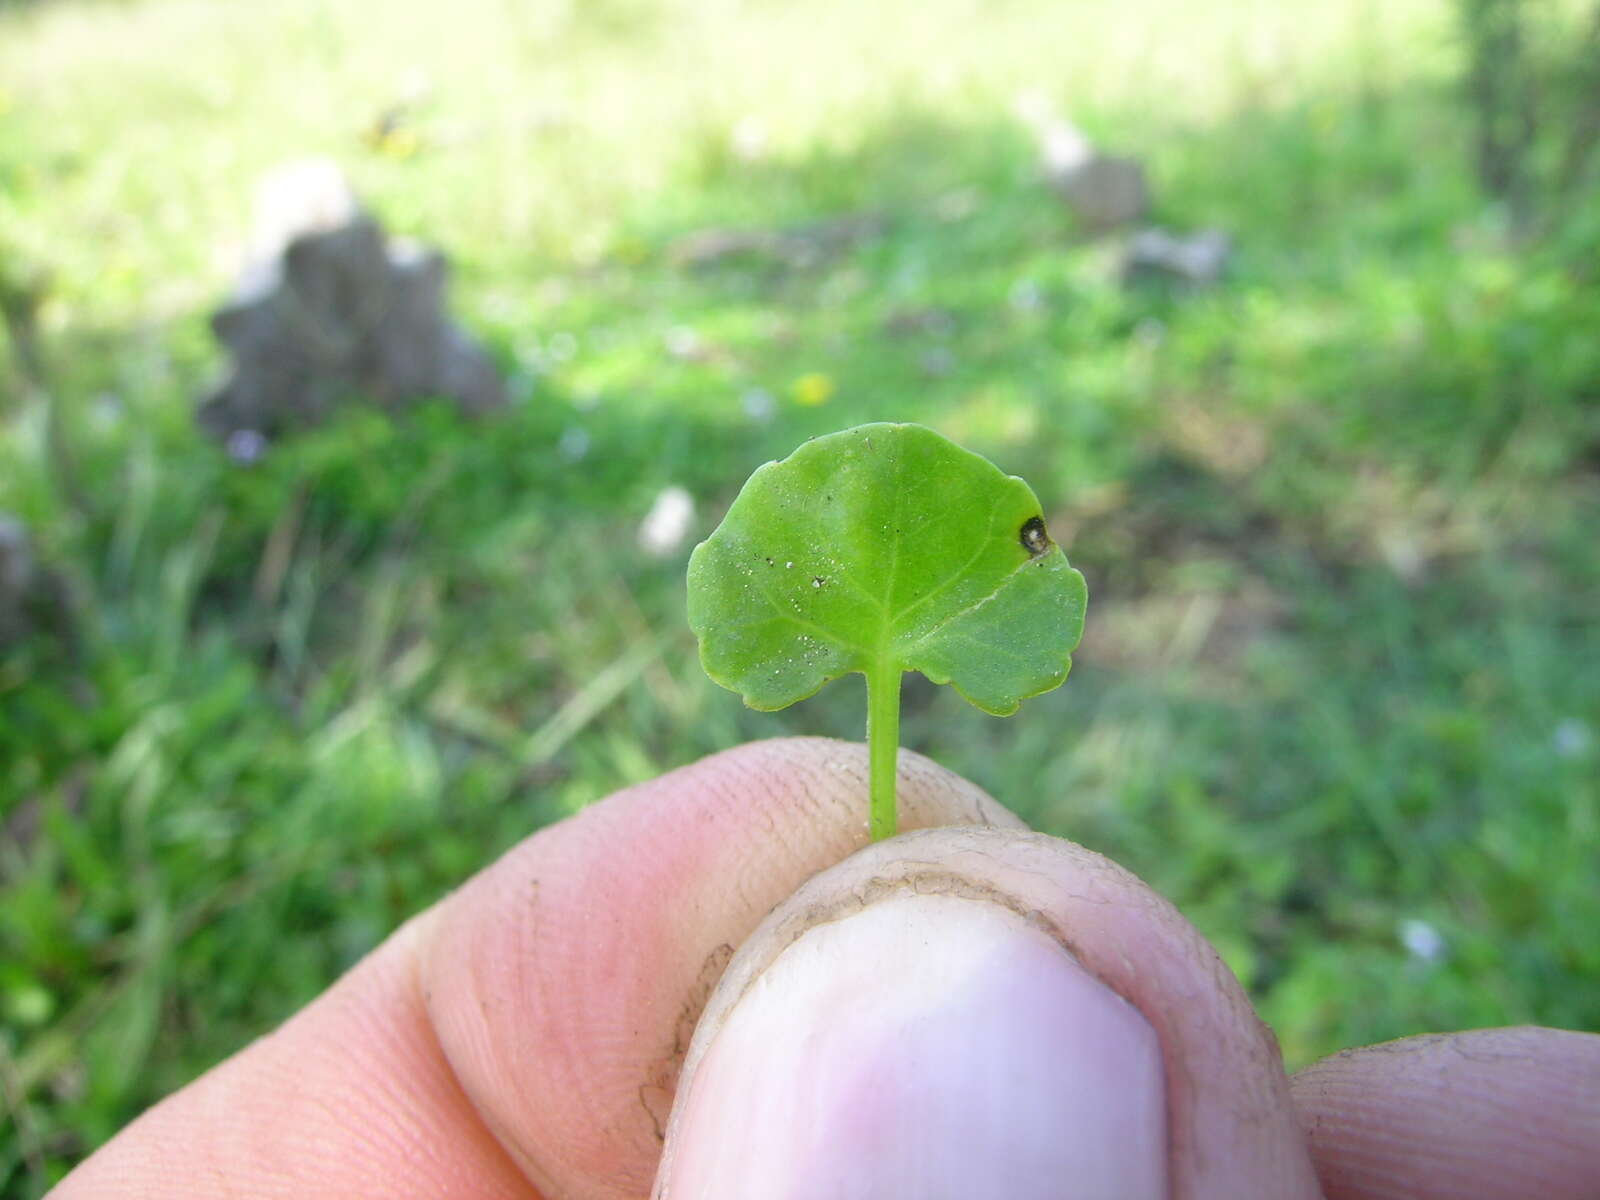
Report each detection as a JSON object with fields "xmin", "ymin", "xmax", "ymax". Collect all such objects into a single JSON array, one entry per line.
[{"xmin": 2, "ymin": 0, "xmax": 1599, "ymax": 1192}]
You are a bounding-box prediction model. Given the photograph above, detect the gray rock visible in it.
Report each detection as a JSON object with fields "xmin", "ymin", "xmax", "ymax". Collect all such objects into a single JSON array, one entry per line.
[
  {"xmin": 1122, "ymin": 228, "xmax": 1233, "ymax": 286},
  {"xmin": 200, "ymin": 160, "xmax": 505, "ymax": 442},
  {"xmin": 1020, "ymin": 105, "xmax": 1148, "ymax": 231},
  {"xmin": 0, "ymin": 515, "xmax": 38, "ymax": 648},
  {"xmin": 0, "ymin": 517, "xmax": 78, "ymax": 667},
  {"xmin": 1051, "ymin": 154, "xmax": 1150, "ymax": 231}
]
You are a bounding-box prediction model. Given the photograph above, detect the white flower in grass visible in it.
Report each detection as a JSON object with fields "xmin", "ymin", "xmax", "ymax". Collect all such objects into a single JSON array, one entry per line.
[
  {"xmin": 741, "ymin": 387, "xmax": 776, "ymax": 424},
  {"xmin": 558, "ymin": 426, "xmax": 591, "ymax": 462},
  {"xmin": 639, "ymin": 486, "xmax": 695, "ymax": 557},
  {"xmin": 226, "ymin": 429, "xmax": 268, "ymax": 465},
  {"xmin": 1399, "ymin": 918, "xmax": 1447, "ymax": 964},
  {"xmin": 1553, "ymin": 718, "xmax": 1591, "ymax": 759}
]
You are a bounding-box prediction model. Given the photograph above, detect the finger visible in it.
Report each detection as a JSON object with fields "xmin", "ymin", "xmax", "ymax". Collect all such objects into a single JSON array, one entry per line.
[
  {"xmin": 53, "ymin": 737, "xmax": 1016, "ymax": 1199},
  {"xmin": 654, "ymin": 825, "xmax": 1324, "ymax": 1199},
  {"xmin": 1291, "ymin": 1026, "xmax": 1600, "ymax": 1200},
  {"xmin": 418, "ymin": 736, "xmax": 1023, "ymax": 1199},
  {"xmin": 50, "ymin": 915, "xmax": 541, "ymax": 1199}
]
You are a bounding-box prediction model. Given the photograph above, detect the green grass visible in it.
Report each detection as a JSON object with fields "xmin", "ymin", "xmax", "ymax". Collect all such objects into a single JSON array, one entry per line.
[{"xmin": 3, "ymin": 0, "xmax": 1600, "ymax": 1193}]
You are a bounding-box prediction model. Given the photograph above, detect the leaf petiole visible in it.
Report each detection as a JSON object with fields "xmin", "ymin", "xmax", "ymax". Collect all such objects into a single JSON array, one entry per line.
[
  {"xmin": 687, "ymin": 424, "xmax": 1086, "ymax": 844},
  {"xmin": 866, "ymin": 660, "xmax": 901, "ymax": 841}
]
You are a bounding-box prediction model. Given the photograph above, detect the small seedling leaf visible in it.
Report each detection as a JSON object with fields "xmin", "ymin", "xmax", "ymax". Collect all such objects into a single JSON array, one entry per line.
[{"xmin": 688, "ymin": 423, "xmax": 1087, "ymax": 716}]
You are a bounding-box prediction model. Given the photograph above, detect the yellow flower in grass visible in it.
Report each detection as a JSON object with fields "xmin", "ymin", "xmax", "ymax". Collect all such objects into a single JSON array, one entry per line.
[
  {"xmin": 377, "ymin": 127, "xmax": 421, "ymax": 160},
  {"xmin": 791, "ymin": 371, "xmax": 835, "ymax": 407}
]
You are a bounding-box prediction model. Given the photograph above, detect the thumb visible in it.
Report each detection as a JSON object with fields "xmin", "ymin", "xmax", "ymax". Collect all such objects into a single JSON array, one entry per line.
[
  {"xmin": 656, "ymin": 884, "xmax": 1165, "ymax": 1198},
  {"xmin": 655, "ymin": 827, "xmax": 1321, "ymax": 1199}
]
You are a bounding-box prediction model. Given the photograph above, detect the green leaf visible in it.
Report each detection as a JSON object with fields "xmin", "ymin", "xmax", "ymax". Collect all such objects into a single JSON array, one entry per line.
[{"xmin": 688, "ymin": 422, "xmax": 1086, "ymax": 718}]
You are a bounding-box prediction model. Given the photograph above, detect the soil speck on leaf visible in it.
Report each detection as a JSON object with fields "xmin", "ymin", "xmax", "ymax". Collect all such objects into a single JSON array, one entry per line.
[{"xmin": 1020, "ymin": 515, "xmax": 1051, "ymax": 557}]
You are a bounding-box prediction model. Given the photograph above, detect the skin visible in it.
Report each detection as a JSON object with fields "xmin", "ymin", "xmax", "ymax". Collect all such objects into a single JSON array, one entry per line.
[{"xmin": 51, "ymin": 738, "xmax": 1600, "ymax": 1199}]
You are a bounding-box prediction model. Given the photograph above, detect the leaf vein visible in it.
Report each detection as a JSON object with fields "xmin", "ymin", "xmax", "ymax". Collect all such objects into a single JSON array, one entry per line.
[
  {"xmin": 898, "ymin": 553, "xmax": 1042, "ymax": 656},
  {"xmin": 734, "ymin": 568, "xmax": 860, "ymax": 653},
  {"xmin": 888, "ymin": 491, "xmax": 1006, "ymax": 636}
]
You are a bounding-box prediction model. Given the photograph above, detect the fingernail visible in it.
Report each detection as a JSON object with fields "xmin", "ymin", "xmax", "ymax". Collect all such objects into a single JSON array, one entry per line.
[{"xmin": 656, "ymin": 892, "xmax": 1167, "ymax": 1199}]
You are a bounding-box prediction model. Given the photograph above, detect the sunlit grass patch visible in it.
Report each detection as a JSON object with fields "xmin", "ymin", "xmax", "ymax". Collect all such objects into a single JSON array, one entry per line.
[{"xmin": 2, "ymin": 0, "xmax": 1599, "ymax": 1193}]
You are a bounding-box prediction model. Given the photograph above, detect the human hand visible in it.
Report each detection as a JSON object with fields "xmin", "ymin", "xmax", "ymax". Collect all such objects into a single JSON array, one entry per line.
[{"xmin": 51, "ymin": 739, "xmax": 1600, "ymax": 1199}]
